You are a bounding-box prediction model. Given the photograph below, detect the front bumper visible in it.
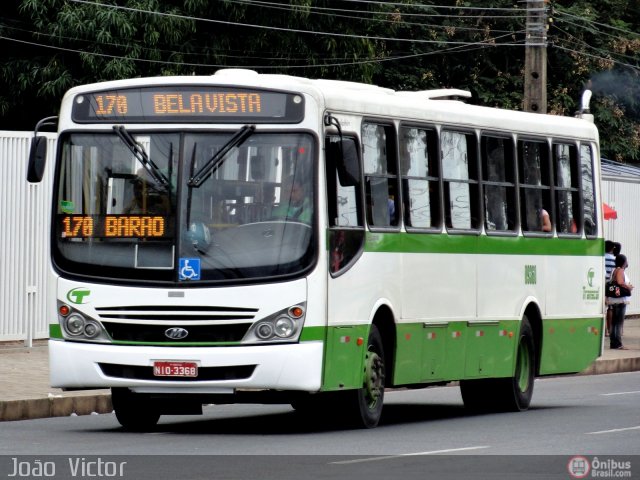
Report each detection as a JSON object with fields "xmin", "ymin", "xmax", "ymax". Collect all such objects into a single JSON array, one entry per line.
[{"xmin": 49, "ymin": 340, "xmax": 323, "ymax": 393}]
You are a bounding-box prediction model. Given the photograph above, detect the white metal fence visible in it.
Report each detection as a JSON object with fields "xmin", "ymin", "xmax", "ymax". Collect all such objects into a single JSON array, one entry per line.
[
  {"xmin": 602, "ymin": 168, "xmax": 640, "ymax": 316},
  {"xmin": 0, "ymin": 131, "xmax": 56, "ymax": 344}
]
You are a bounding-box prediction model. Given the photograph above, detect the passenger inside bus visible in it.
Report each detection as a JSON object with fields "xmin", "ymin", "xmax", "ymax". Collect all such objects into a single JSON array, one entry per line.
[{"xmin": 538, "ymin": 206, "xmax": 552, "ymax": 232}]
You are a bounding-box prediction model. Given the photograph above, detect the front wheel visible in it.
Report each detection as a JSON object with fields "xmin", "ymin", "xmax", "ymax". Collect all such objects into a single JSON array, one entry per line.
[
  {"xmin": 111, "ymin": 388, "xmax": 161, "ymax": 431},
  {"xmin": 344, "ymin": 324, "xmax": 386, "ymax": 428}
]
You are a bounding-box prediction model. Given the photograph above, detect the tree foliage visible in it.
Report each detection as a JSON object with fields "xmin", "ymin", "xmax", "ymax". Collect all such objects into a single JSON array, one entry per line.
[{"xmin": 0, "ymin": 0, "xmax": 638, "ymax": 161}]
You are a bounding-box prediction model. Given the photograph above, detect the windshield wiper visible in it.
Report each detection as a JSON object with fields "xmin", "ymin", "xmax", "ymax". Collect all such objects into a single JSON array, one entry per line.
[
  {"xmin": 113, "ymin": 125, "xmax": 170, "ymax": 190},
  {"xmin": 187, "ymin": 125, "xmax": 255, "ymax": 188}
]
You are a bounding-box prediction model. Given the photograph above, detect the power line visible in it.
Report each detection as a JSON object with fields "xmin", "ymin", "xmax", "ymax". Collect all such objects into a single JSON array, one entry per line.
[
  {"xmin": 554, "ymin": 9, "xmax": 640, "ymax": 39},
  {"xmin": 224, "ymin": 0, "xmax": 526, "ymax": 20},
  {"xmin": 68, "ymin": 0, "xmax": 525, "ymax": 46},
  {"xmin": 0, "ymin": 29, "xmax": 526, "ymax": 71},
  {"xmin": 553, "ymin": 44, "xmax": 640, "ymax": 72},
  {"xmin": 552, "ymin": 24, "xmax": 640, "ymax": 65},
  {"xmin": 554, "ymin": 14, "xmax": 639, "ymax": 44},
  {"xmin": 0, "ymin": 22, "xmax": 359, "ymax": 62},
  {"xmin": 340, "ymin": 0, "xmax": 526, "ymax": 14},
  {"xmin": 221, "ymin": 0, "xmax": 520, "ymax": 34}
]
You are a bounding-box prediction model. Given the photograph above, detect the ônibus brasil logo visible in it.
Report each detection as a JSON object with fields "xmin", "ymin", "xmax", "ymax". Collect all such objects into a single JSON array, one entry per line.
[
  {"xmin": 66, "ymin": 287, "xmax": 91, "ymax": 305},
  {"xmin": 568, "ymin": 456, "xmax": 591, "ymax": 478}
]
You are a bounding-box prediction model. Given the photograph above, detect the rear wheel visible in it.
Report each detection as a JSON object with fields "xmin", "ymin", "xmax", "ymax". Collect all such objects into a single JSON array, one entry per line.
[
  {"xmin": 111, "ymin": 388, "xmax": 161, "ymax": 431},
  {"xmin": 503, "ymin": 315, "xmax": 535, "ymax": 411},
  {"xmin": 461, "ymin": 316, "xmax": 535, "ymax": 412}
]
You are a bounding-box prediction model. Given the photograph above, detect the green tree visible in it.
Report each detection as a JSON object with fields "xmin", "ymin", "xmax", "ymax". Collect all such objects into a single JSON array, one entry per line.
[{"xmin": 1, "ymin": 0, "xmax": 639, "ymax": 161}]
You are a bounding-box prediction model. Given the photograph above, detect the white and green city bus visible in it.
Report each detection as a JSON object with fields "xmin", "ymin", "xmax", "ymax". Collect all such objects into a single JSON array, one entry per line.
[{"xmin": 28, "ymin": 69, "xmax": 604, "ymax": 430}]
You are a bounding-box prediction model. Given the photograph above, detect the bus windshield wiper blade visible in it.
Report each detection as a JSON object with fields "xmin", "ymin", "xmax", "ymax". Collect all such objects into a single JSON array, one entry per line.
[
  {"xmin": 188, "ymin": 125, "xmax": 256, "ymax": 188},
  {"xmin": 113, "ymin": 125, "xmax": 170, "ymax": 190}
]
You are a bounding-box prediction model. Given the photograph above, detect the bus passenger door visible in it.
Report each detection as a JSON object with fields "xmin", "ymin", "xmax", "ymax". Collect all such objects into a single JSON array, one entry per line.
[{"xmin": 323, "ymin": 135, "xmax": 367, "ymax": 390}]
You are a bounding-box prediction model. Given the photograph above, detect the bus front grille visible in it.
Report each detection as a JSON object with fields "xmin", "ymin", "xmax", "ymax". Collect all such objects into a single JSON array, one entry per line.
[
  {"xmin": 95, "ymin": 305, "xmax": 258, "ymax": 322},
  {"xmin": 102, "ymin": 322, "xmax": 252, "ymax": 343}
]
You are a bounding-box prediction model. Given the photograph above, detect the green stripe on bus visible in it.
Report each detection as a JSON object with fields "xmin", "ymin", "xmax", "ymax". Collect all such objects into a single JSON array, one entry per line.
[
  {"xmin": 50, "ymin": 324, "xmax": 63, "ymax": 339},
  {"xmin": 364, "ymin": 232, "xmax": 603, "ymax": 256},
  {"xmin": 299, "ymin": 326, "xmax": 325, "ymax": 342}
]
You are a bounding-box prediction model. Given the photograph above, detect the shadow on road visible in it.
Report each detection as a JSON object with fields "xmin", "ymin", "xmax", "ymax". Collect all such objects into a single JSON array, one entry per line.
[{"xmin": 94, "ymin": 401, "xmax": 565, "ymax": 435}]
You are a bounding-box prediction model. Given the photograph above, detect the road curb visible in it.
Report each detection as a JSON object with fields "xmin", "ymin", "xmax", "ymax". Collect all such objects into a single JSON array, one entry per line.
[
  {"xmin": 0, "ymin": 394, "xmax": 112, "ymax": 422},
  {"xmin": 580, "ymin": 357, "xmax": 640, "ymax": 376}
]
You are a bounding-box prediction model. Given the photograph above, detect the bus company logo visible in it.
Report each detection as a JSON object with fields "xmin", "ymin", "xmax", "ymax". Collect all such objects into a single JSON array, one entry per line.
[
  {"xmin": 66, "ymin": 287, "xmax": 91, "ymax": 304},
  {"xmin": 524, "ymin": 265, "xmax": 537, "ymax": 285},
  {"xmin": 583, "ymin": 268, "xmax": 600, "ymax": 301},
  {"xmin": 568, "ymin": 456, "xmax": 590, "ymax": 478},
  {"xmin": 165, "ymin": 327, "xmax": 189, "ymax": 340}
]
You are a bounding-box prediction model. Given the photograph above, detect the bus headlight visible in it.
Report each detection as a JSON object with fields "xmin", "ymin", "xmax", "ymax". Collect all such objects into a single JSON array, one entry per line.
[
  {"xmin": 83, "ymin": 321, "xmax": 101, "ymax": 338},
  {"xmin": 58, "ymin": 302, "xmax": 111, "ymax": 343},
  {"xmin": 274, "ymin": 317, "xmax": 295, "ymax": 338},
  {"xmin": 65, "ymin": 314, "xmax": 85, "ymax": 336},
  {"xmin": 242, "ymin": 303, "xmax": 306, "ymax": 344},
  {"xmin": 256, "ymin": 323, "xmax": 274, "ymax": 339}
]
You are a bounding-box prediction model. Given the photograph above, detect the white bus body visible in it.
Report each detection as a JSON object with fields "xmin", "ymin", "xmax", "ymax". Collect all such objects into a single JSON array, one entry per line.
[{"xmin": 31, "ymin": 69, "xmax": 603, "ymax": 429}]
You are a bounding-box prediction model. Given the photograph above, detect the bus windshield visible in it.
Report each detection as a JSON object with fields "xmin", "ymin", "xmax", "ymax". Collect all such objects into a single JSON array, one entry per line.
[{"xmin": 54, "ymin": 130, "xmax": 316, "ymax": 283}]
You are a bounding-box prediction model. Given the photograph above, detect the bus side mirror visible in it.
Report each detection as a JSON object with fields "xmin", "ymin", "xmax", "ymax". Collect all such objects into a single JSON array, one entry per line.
[
  {"xmin": 27, "ymin": 116, "xmax": 58, "ymax": 183},
  {"xmin": 27, "ymin": 136, "xmax": 48, "ymax": 183},
  {"xmin": 336, "ymin": 139, "xmax": 361, "ymax": 187}
]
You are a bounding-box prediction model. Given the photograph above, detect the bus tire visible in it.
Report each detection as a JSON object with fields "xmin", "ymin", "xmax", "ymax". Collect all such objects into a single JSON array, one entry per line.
[
  {"xmin": 460, "ymin": 316, "xmax": 535, "ymax": 412},
  {"xmin": 111, "ymin": 387, "xmax": 161, "ymax": 431},
  {"xmin": 501, "ymin": 315, "xmax": 535, "ymax": 411},
  {"xmin": 345, "ymin": 324, "xmax": 386, "ymax": 428}
]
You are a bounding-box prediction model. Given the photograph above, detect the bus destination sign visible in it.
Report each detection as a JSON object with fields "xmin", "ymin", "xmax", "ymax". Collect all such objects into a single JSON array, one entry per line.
[
  {"xmin": 58, "ymin": 215, "xmax": 173, "ymax": 239},
  {"xmin": 72, "ymin": 86, "xmax": 305, "ymax": 123}
]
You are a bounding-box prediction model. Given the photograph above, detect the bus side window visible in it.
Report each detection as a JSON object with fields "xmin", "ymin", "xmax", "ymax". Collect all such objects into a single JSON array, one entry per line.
[
  {"xmin": 441, "ymin": 130, "xmax": 480, "ymax": 231},
  {"xmin": 400, "ymin": 125, "xmax": 441, "ymax": 230},
  {"xmin": 519, "ymin": 139, "xmax": 552, "ymax": 234},
  {"xmin": 553, "ymin": 143, "xmax": 580, "ymax": 235},
  {"xmin": 481, "ymin": 135, "xmax": 517, "ymax": 233},
  {"xmin": 580, "ymin": 144, "xmax": 597, "ymax": 237},
  {"xmin": 362, "ymin": 123, "xmax": 399, "ymax": 229}
]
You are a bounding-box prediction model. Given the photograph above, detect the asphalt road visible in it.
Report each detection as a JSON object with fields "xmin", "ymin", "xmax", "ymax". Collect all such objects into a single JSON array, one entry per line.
[{"xmin": 0, "ymin": 372, "xmax": 638, "ymax": 479}]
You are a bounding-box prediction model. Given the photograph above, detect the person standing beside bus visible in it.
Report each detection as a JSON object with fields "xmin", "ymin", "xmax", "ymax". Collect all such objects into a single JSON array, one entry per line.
[
  {"xmin": 608, "ymin": 254, "xmax": 633, "ymax": 350},
  {"xmin": 613, "ymin": 242, "xmax": 622, "ymax": 258},
  {"xmin": 604, "ymin": 240, "xmax": 616, "ymax": 337}
]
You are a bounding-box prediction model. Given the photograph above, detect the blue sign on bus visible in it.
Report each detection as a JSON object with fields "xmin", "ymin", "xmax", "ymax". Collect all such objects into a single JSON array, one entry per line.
[{"xmin": 179, "ymin": 258, "xmax": 201, "ymax": 281}]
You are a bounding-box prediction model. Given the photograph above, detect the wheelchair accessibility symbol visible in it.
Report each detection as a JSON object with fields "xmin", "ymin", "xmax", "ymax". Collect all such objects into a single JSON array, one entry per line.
[{"xmin": 179, "ymin": 258, "xmax": 201, "ymax": 281}]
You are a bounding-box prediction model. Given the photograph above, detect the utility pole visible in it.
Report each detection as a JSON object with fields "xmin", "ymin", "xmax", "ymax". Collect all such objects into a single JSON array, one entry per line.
[{"xmin": 523, "ymin": 0, "xmax": 548, "ymax": 113}]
